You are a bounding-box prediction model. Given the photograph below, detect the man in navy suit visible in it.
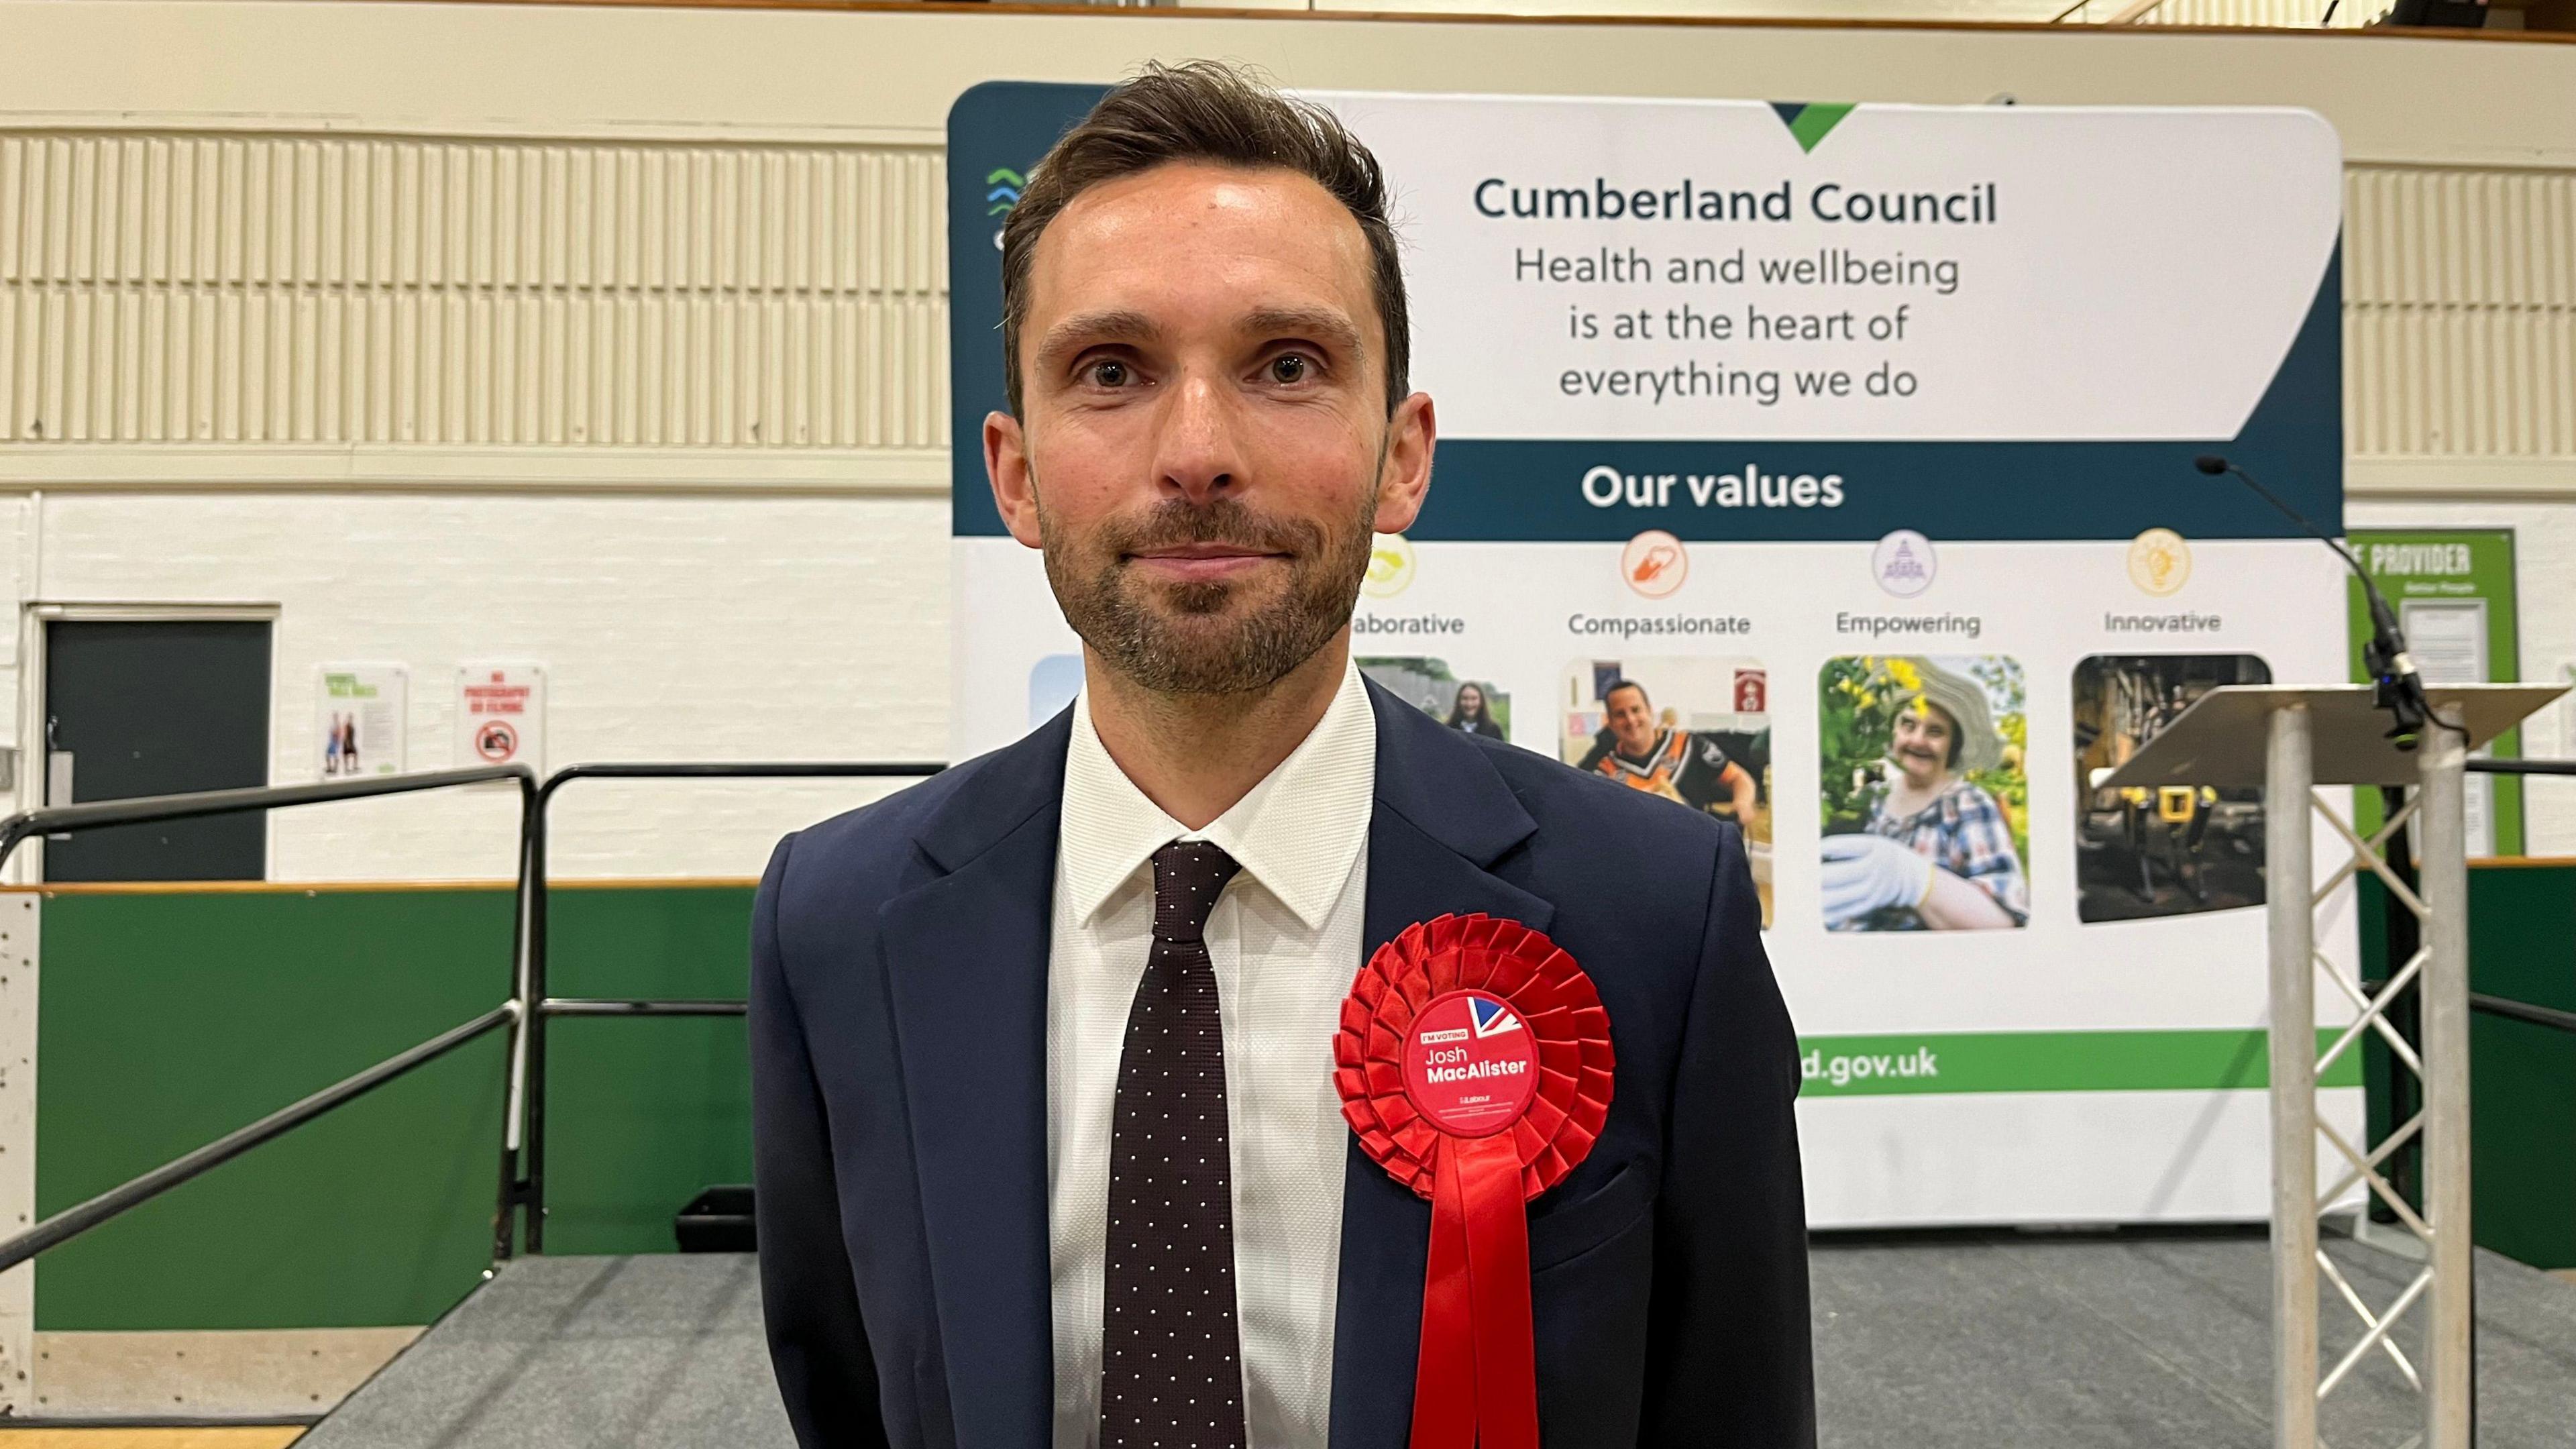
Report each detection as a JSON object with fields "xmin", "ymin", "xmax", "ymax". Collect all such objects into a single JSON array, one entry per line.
[{"xmin": 751, "ymin": 61, "xmax": 1813, "ymax": 1449}]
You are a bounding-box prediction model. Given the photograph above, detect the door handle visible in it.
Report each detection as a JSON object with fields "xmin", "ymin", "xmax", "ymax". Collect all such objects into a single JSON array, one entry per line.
[{"xmin": 45, "ymin": 749, "xmax": 73, "ymax": 841}]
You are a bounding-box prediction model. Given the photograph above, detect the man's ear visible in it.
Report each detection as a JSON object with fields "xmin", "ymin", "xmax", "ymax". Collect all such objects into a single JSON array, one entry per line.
[
  {"xmin": 983, "ymin": 410, "xmax": 1044, "ymax": 549},
  {"xmin": 1371, "ymin": 391, "xmax": 1437, "ymax": 535}
]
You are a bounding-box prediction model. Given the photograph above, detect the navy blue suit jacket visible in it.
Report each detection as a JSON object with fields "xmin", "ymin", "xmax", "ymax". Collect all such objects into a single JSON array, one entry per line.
[{"xmin": 751, "ymin": 681, "xmax": 1813, "ymax": 1449}]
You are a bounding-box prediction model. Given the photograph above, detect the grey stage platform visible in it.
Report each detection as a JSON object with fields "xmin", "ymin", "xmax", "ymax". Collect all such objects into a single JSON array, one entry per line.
[{"xmin": 300, "ymin": 1232, "xmax": 2576, "ymax": 1448}]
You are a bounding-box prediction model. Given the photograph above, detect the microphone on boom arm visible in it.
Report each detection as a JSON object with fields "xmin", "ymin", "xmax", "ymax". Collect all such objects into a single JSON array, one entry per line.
[{"xmin": 2192, "ymin": 453, "xmax": 2434, "ymax": 749}]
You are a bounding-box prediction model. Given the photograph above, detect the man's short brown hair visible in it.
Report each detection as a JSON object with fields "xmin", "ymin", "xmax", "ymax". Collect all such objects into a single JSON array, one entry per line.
[{"xmin": 998, "ymin": 61, "xmax": 1409, "ymax": 418}]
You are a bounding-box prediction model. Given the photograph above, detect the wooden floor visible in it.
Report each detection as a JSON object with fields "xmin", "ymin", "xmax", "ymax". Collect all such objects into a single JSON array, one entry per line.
[{"xmin": 0, "ymin": 1423, "xmax": 304, "ymax": 1433}]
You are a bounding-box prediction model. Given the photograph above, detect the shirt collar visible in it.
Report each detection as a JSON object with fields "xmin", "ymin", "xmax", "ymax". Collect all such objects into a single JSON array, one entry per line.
[
  {"xmin": 1615, "ymin": 729, "xmax": 1674, "ymax": 766},
  {"xmin": 1060, "ymin": 659, "xmax": 1378, "ymax": 932}
]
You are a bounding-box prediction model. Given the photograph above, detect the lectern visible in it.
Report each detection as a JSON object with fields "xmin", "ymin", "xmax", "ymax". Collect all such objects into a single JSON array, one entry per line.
[{"xmin": 2104, "ymin": 682, "xmax": 2566, "ymax": 1449}]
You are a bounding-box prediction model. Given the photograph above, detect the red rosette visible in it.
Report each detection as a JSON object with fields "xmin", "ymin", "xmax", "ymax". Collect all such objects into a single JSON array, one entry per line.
[{"xmin": 1332, "ymin": 913, "xmax": 1615, "ymax": 1449}]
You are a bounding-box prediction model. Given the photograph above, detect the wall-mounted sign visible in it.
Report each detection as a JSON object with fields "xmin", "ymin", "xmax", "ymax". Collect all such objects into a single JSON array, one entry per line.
[
  {"xmin": 456, "ymin": 663, "xmax": 546, "ymax": 778},
  {"xmin": 318, "ymin": 664, "xmax": 407, "ymax": 780}
]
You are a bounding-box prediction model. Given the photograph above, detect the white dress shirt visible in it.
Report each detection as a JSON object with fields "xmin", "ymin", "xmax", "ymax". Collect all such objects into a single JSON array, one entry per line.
[{"xmin": 1048, "ymin": 659, "xmax": 1376, "ymax": 1449}]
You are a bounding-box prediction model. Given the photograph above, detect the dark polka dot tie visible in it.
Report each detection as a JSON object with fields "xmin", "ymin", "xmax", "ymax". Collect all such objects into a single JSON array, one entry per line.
[{"xmin": 1098, "ymin": 841, "xmax": 1249, "ymax": 1449}]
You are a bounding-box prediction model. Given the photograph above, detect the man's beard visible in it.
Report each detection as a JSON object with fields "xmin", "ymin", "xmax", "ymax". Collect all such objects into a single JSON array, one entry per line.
[{"xmin": 1038, "ymin": 484, "xmax": 1376, "ymax": 698}]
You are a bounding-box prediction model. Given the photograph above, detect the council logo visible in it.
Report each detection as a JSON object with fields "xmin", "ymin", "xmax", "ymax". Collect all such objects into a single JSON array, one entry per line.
[
  {"xmin": 1621, "ymin": 530, "xmax": 1688, "ymax": 599},
  {"xmin": 2128, "ymin": 528, "xmax": 2191, "ymax": 597},
  {"xmin": 1769, "ymin": 101, "xmax": 1858, "ymax": 155},
  {"xmin": 1362, "ymin": 533, "xmax": 1417, "ymax": 598},
  {"xmin": 1872, "ymin": 529, "xmax": 1936, "ymax": 598},
  {"xmin": 986, "ymin": 167, "xmax": 1026, "ymax": 251}
]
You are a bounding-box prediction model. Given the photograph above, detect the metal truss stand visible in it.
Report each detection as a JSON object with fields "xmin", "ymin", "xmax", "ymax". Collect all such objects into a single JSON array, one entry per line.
[
  {"xmin": 2104, "ymin": 682, "xmax": 2564, "ymax": 1449},
  {"xmin": 2266, "ymin": 702, "xmax": 2465, "ymax": 1449}
]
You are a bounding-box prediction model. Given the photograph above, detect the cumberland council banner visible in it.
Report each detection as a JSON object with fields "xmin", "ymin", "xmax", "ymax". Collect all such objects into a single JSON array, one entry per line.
[{"xmin": 947, "ymin": 87, "xmax": 2359, "ymax": 1228}]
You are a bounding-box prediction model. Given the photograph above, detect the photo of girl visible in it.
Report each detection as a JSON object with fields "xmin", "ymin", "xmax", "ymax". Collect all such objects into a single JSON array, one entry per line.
[
  {"xmin": 1358, "ymin": 658, "xmax": 1511, "ymax": 741},
  {"xmin": 1446, "ymin": 680, "xmax": 1505, "ymax": 739},
  {"xmin": 1819, "ymin": 655, "xmax": 2029, "ymax": 932}
]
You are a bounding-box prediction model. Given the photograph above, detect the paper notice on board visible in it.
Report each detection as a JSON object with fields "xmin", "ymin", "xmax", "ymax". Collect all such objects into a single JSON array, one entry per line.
[
  {"xmin": 319, "ymin": 665, "xmax": 408, "ymax": 780},
  {"xmin": 2402, "ymin": 599, "xmax": 2494, "ymax": 857}
]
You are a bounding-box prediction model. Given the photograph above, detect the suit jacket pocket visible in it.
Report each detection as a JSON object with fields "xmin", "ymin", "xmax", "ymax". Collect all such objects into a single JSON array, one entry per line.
[{"xmin": 1527, "ymin": 1161, "xmax": 1656, "ymax": 1273}]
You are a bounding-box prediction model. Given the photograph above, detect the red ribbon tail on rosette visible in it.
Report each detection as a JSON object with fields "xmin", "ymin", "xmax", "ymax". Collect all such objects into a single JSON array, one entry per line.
[
  {"xmin": 1409, "ymin": 1134, "xmax": 1538, "ymax": 1449},
  {"xmin": 1410, "ymin": 1149, "xmax": 1477, "ymax": 1449},
  {"xmin": 1336, "ymin": 913, "xmax": 1614, "ymax": 1449}
]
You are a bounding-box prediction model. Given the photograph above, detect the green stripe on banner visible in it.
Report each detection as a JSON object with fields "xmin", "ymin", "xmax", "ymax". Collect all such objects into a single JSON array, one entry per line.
[{"xmin": 1797, "ymin": 1029, "xmax": 2366, "ymax": 1097}]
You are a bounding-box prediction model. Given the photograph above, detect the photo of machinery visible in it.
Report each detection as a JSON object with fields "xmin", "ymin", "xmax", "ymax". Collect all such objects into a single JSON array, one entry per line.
[{"xmin": 2072, "ymin": 654, "xmax": 2273, "ymax": 923}]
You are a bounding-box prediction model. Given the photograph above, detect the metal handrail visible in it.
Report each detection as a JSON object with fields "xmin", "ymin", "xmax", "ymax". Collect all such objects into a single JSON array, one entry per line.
[
  {"xmin": 2466, "ymin": 757, "xmax": 2576, "ymax": 777},
  {"xmin": 541, "ymin": 998, "xmax": 747, "ymax": 1016},
  {"xmin": 0, "ymin": 764, "xmax": 532, "ymax": 865},
  {"xmin": 495, "ymin": 760, "xmax": 942, "ymax": 1258},
  {"xmin": 2456, "ymin": 759, "xmax": 2576, "ymax": 1033},
  {"xmin": 0, "ymin": 1004, "xmax": 519, "ymax": 1274},
  {"xmin": 0, "ymin": 747, "xmax": 2552, "ymax": 1295},
  {"xmin": 539, "ymin": 763, "xmax": 947, "ymax": 793},
  {"xmin": 2469, "ymin": 993, "xmax": 2576, "ymax": 1036},
  {"xmin": 2361, "ymin": 755, "xmax": 2576, "ymax": 1247},
  {"xmin": 0, "ymin": 765, "xmax": 538, "ymax": 1275}
]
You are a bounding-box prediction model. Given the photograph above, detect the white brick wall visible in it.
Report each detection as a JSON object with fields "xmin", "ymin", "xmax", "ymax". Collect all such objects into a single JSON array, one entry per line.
[{"xmin": 9, "ymin": 486, "xmax": 954, "ymax": 881}]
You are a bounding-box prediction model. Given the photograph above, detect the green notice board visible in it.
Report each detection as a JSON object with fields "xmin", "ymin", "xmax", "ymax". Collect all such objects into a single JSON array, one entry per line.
[
  {"xmin": 2359, "ymin": 863, "xmax": 2576, "ymax": 1271},
  {"xmin": 34, "ymin": 883, "xmax": 757, "ymax": 1331},
  {"xmin": 2347, "ymin": 529, "xmax": 2522, "ymax": 857}
]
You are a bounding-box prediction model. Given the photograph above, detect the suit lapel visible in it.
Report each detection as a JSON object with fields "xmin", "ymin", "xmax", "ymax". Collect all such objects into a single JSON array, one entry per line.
[
  {"xmin": 1329, "ymin": 686, "xmax": 1555, "ymax": 1449},
  {"xmin": 879, "ymin": 712, "xmax": 1072, "ymax": 1449}
]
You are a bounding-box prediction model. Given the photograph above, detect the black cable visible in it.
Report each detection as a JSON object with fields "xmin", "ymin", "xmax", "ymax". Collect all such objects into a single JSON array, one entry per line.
[{"xmin": 2194, "ymin": 456, "xmax": 2466, "ymax": 750}]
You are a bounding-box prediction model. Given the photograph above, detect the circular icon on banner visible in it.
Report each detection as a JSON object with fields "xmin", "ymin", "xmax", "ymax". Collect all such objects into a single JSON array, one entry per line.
[
  {"xmin": 1363, "ymin": 533, "xmax": 1417, "ymax": 598},
  {"xmin": 1621, "ymin": 530, "xmax": 1688, "ymax": 599},
  {"xmin": 1400, "ymin": 989, "xmax": 1541, "ymax": 1138},
  {"xmin": 2128, "ymin": 528, "xmax": 2192, "ymax": 596},
  {"xmin": 474, "ymin": 720, "xmax": 519, "ymax": 763},
  {"xmin": 1872, "ymin": 529, "xmax": 1937, "ymax": 598}
]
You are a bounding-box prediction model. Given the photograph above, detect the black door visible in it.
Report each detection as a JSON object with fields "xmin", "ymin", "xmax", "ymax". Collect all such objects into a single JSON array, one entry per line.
[{"xmin": 44, "ymin": 619, "xmax": 272, "ymax": 881}]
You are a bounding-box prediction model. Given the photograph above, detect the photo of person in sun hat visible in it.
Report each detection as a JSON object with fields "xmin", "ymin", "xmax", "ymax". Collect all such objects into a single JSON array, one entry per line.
[{"xmin": 1818, "ymin": 654, "xmax": 2029, "ymax": 932}]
